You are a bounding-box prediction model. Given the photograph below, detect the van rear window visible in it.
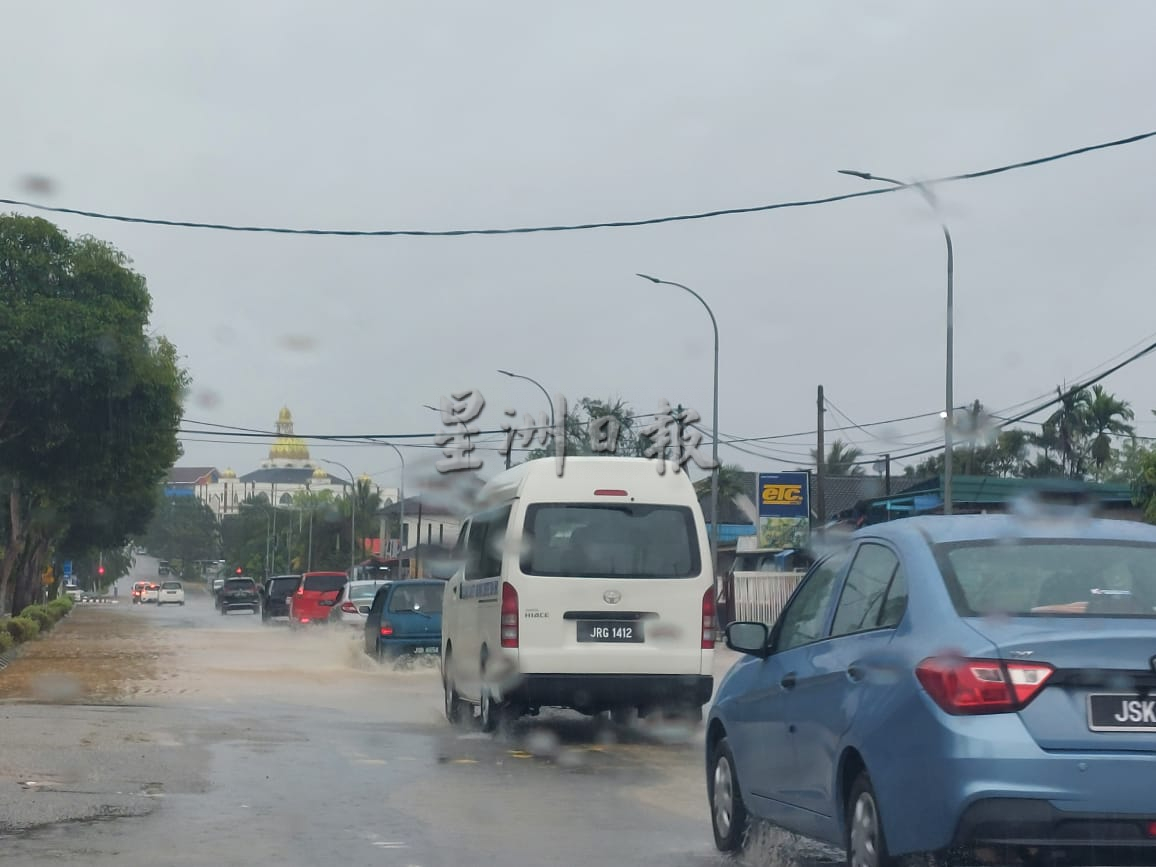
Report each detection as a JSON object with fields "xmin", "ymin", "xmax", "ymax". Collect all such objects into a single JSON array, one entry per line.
[
  {"xmin": 521, "ymin": 503, "xmax": 700, "ymax": 579},
  {"xmin": 303, "ymin": 574, "xmax": 346, "ymax": 593}
]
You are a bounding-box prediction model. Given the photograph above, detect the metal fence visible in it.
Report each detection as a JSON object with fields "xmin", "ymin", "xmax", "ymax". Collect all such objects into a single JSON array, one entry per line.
[{"xmin": 732, "ymin": 571, "xmax": 805, "ymax": 627}]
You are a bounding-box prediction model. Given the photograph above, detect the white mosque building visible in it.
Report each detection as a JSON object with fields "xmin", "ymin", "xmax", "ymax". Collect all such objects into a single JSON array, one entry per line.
[{"xmin": 166, "ymin": 407, "xmax": 395, "ymax": 517}]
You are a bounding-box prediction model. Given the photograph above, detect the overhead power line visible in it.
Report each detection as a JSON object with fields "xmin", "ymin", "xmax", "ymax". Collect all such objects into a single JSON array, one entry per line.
[{"xmin": 3, "ymin": 128, "xmax": 1153, "ymax": 238}]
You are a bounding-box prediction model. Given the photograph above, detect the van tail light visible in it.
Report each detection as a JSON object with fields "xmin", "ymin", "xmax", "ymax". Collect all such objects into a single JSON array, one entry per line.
[
  {"xmin": 916, "ymin": 657, "xmax": 1053, "ymax": 715},
  {"xmin": 500, "ymin": 582, "xmax": 519, "ymax": 648},
  {"xmin": 380, "ymin": 622, "xmax": 393, "ymax": 636},
  {"xmin": 341, "ymin": 602, "xmax": 358, "ymax": 614},
  {"xmin": 701, "ymin": 588, "xmax": 716, "ymax": 649}
]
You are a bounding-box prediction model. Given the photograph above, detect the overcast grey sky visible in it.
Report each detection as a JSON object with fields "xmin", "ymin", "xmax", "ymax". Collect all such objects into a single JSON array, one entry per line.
[{"xmin": 5, "ymin": 1, "xmax": 1156, "ymax": 490}]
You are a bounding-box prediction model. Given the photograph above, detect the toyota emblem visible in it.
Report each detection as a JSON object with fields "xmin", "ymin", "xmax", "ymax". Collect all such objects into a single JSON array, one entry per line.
[{"xmin": 603, "ymin": 590, "xmax": 622, "ymax": 605}]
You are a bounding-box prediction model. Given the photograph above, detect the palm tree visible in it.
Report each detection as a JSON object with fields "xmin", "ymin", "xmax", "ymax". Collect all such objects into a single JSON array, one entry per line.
[
  {"xmin": 1085, "ymin": 385, "xmax": 1135, "ymax": 479},
  {"xmin": 694, "ymin": 463, "xmax": 748, "ymax": 500},
  {"xmin": 1043, "ymin": 386, "xmax": 1094, "ymax": 479},
  {"xmin": 811, "ymin": 439, "xmax": 865, "ymax": 477}
]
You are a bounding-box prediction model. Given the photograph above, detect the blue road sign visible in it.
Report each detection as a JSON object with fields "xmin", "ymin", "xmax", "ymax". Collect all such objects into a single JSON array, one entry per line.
[{"xmin": 63, "ymin": 560, "xmax": 73, "ymax": 578}]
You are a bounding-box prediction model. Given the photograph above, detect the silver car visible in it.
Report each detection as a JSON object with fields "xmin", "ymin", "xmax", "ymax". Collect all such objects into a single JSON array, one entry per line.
[{"xmin": 331, "ymin": 580, "xmax": 392, "ymax": 627}]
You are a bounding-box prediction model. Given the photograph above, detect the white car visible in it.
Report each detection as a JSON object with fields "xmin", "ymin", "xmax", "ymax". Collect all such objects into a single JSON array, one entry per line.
[
  {"xmin": 158, "ymin": 581, "xmax": 185, "ymax": 606},
  {"xmin": 331, "ymin": 579, "xmax": 393, "ymax": 627},
  {"xmin": 64, "ymin": 585, "xmax": 83, "ymax": 602},
  {"xmin": 140, "ymin": 583, "xmax": 160, "ymax": 603}
]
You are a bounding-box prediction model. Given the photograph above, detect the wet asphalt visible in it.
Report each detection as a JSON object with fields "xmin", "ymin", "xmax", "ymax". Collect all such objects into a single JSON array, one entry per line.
[{"xmin": 0, "ymin": 560, "xmax": 838, "ymax": 867}]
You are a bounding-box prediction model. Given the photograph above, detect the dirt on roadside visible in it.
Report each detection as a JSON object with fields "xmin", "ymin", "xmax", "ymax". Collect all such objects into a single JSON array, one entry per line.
[{"xmin": 0, "ymin": 606, "xmax": 162, "ymax": 704}]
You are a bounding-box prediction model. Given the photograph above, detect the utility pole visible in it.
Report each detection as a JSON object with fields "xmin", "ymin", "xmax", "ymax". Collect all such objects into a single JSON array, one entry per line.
[
  {"xmin": 816, "ymin": 385, "xmax": 826, "ymax": 528},
  {"xmin": 883, "ymin": 453, "xmax": 891, "ymax": 496}
]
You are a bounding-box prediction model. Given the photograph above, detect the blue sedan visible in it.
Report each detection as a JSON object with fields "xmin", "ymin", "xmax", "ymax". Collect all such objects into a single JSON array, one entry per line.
[{"xmin": 707, "ymin": 514, "xmax": 1156, "ymax": 867}]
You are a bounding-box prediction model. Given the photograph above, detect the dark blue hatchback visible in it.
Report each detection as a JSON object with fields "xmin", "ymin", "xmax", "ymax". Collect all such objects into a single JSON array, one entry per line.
[{"xmin": 363, "ymin": 580, "xmax": 444, "ymax": 662}]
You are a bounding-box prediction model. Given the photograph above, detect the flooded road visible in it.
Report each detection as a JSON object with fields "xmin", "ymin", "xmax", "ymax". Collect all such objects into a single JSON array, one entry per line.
[{"xmin": 0, "ymin": 564, "xmax": 834, "ymax": 866}]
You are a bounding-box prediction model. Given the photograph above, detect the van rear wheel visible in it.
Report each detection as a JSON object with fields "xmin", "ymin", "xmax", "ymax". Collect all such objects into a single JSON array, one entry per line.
[{"xmin": 443, "ymin": 655, "xmax": 468, "ymax": 725}]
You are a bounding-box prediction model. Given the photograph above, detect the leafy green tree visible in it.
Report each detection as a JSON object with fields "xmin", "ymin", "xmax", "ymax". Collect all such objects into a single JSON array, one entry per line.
[
  {"xmin": 523, "ymin": 397, "xmax": 655, "ymax": 462},
  {"xmin": 1106, "ymin": 438, "xmax": 1152, "ymax": 485},
  {"xmin": 140, "ymin": 494, "xmax": 220, "ymax": 579},
  {"xmin": 0, "ymin": 215, "xmax": 185, "ymax": 613},
  {"xmin": 1131, "ymin": 448, "xmax": 1156, "ymax": 523}
]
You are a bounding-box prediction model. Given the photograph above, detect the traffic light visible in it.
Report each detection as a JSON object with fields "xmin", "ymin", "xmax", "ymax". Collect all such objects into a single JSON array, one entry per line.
[
  {"xmin": 235, "ymin": 567, "xmax": 242, "ymax": 575},
  {"xmin": 98, "ymin": 566, "xmax": 105, "ymax": 576}
]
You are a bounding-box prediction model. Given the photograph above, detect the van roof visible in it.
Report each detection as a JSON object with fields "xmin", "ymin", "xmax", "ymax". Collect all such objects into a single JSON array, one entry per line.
[{"xmin": 475, "ymin": 456, "xmax": 698, "ymax": 511}]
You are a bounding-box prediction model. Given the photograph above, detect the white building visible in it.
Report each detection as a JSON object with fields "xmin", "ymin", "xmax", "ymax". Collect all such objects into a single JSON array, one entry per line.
[{"xmin": 167, "ymin": 407, "xmax": 397, "ymax": 518}]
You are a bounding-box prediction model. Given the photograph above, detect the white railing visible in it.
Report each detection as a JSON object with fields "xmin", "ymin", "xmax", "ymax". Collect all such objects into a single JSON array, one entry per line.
[{"xmin": 732, "ymin": 571, "xmax": 805, "ymax": 628}]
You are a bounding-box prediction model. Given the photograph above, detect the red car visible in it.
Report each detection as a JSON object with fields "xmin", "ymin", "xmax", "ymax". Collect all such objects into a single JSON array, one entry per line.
[{"xmin": 289, "ymin": 572, "xmax": 347, "ymax": 628}]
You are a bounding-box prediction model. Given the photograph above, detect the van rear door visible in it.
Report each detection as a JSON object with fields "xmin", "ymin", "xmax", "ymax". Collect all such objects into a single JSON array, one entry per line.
[{"xmin": 512, "ymin": 499, "xmax": 710, "ymax": 676}]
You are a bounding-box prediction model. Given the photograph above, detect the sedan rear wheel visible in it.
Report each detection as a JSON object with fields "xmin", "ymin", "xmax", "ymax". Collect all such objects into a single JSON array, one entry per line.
[
  {"xmin": 709, "ymin": 736, "xmax": 749, "ymax": 852},
  {"xmin": 847, "ymin": 772, "xmax": 893, "ymax": 867}
]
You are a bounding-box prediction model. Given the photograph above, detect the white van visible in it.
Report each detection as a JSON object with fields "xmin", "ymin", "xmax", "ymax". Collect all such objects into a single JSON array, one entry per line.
[{"xmin": 441, "ymin": 456, "xmax": 716, "ymax": 731}]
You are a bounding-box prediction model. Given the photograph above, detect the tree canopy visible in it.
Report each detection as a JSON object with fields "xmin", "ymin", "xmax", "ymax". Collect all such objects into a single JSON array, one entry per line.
[{"xmin": 0, "ymin": 214, "xmax": 186, "ymax": 612}]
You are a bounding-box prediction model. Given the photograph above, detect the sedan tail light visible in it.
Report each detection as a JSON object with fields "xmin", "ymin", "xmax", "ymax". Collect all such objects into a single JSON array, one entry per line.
[
  {"xmin": 340, "ymin": 602, "xmax": 358, "ymax": 614},
  {"xmin": 916, "ymin": 656, "xmax": 1054, "ymax": 715}
]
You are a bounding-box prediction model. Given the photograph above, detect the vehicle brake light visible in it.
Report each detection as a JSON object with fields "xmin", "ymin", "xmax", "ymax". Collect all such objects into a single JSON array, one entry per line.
[
  {"xmin": 701, "ymin": 587, "xmax": 716, "ymax": 649},
  {"xmin": 594, "ymin": 489, "xmax": 628, "ymax": 496},
  {"xmin": 915, "ymin": 656, "xmax": 1054, "ymax": 715},
  {"xmin": 296, "ymin": 586, "xmax": 304, "ymax": 596},
  {"xmin": 341, "ymin": 602, "xmax": 358, "ymax": 614},
  {"xmin": 1147, "ymin": 821, "xmax": 1156, "ymax": 838},
  {"xmin": 500, "ymin": 582, "xmax": 519, "ymax": 648},
  {"xmin": 380, "ymin": 622, "xmax": 393, "ymax": 636}
]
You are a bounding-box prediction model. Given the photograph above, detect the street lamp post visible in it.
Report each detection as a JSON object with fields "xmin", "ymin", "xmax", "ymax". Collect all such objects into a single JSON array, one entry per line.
[
  {"xmin": 378, "ymin": 443, "xmax": 406, "ymax": 573},
  {"xmin": 498, "ymin": 369, "xmax": 556, "ymax": 468},
  {"xmin": 838, "ymin": 170, "xmax": 955, "ymax": 515},
  {"xmin": 321, "ymin": 459, "xmax": 358, "ymax": 572},
  {"xmin": 635, "ymin": 273, "xmax": 721, "ymax": 586}
]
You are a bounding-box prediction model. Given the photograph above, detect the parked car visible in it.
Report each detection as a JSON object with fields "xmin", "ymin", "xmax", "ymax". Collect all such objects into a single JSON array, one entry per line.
[
  {"xmin": 707, "ymin": 514, "xmax": 1156, "ymax": 867},
  {"xmin": 331, "ymin": 579, "xmax": 392, "ymax": 628},
  {"xmin": 289, "ymin": 571, "xmax": 347, "ymax": 628},
  {"xmin": 64, "ymin": 584, "xmax": 83, "ymax": 602},
  {"xmin": 211, "ymin": 577, "xmax": 225, "ymax": 595},
  {"xmin": 131, "ymin": 581, "xmax": 148, "ymax": 604},
  {"xmin": 261, "ymin": 575, "xmax": 301, "ymax": 623},
  {"xmin": 217, "ymin": 577, "xmax": 260, "ymax": 615},
  {"xmin": 140, "ymin": 582, "xmax": 160, "ymax": 603},
  {"xmin": 364, "ymin": 580, "xmax": 443, "ymax": 663},
  {"xmin": 158, "ymin": 580, "xmax": 185, "ymax": 606}
]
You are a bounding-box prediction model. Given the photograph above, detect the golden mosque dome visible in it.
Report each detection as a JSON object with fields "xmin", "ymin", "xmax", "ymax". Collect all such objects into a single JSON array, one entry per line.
[
  {"xmin": 268, "ymin": 406, "xmax": 311, "ymax": 462},
  {"xmin": 220, "ymin": 467, "xmax": 237, "ymax": 479},
  {"xmin": 312, "ymin": 466, "xmax": 329, "ymax": 480}
]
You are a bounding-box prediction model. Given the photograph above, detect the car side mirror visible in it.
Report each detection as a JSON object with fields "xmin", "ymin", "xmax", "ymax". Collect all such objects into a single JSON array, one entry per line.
[{"xmin": 725, "ymin": 621, "xmax": 770, "ymax": 657}]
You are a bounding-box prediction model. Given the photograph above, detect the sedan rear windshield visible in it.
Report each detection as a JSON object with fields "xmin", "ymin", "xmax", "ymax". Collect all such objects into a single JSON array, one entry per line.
[
  {"xmin": 303, "ymin": 574, "xmax": 346, "ymax": 593},
  {"xmin": 161, "ymin": 582, "xmax": 181, "ymax": 590},
  {"xmin": 521, "ymin": 503, "xmax": 700, "ymax": 579},
  {"xmin": 388, "ymin": 584, "xmax": 444, "ymax": 613},
  {"xmin": 349, "ymin": 583, "xmax": 386, "ymax": 600},
  {"xmin": 224, "ymin": 579, "xmax": 256, "ymax": 591},
  {"xmin": 937, "ymin": 540, "xmax": 1156, "ymax": 617}
]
